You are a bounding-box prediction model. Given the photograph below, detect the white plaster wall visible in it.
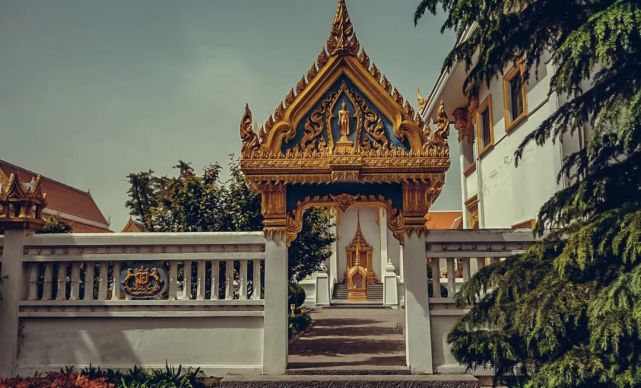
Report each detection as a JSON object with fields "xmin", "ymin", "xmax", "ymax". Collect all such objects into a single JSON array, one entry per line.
[
  {"xmin": 469, "ymin": 60, "xmax": 570, "ymax": 228},
  {"xmin": 336, "ymin": 206, "xmax": 381, "ymax": 281},
  {"xmin": 464, "ymin": 171, "xmax": 478, "ymax": 199},
  {"xmin": 429, "ymin": 313, "xmax": 467, "ymax": 373},
  {"xmin": 16, "ymin": 316, "xmax": 264, "ymax": 376}
]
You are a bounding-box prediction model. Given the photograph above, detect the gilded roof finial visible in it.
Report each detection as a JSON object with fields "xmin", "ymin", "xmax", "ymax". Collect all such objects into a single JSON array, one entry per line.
[
  {"xmin": 417, "ymin": 89, "xmax": 428, "ymax": 111},
  {"xmin": 326, "ymin": 0, "xmax": 360, "ymax": 57}
]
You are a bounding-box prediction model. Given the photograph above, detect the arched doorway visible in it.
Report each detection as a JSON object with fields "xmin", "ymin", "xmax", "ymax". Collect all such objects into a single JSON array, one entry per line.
[{"xmin": 238, "ymin": 0, "xmax": 451, "ymax": 374}]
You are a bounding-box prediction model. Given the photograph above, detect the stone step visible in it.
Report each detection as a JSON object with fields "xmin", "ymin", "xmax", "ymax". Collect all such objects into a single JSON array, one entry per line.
[
  {"xmin": 220, "ymin": 374, "xmax": 480, "ymax": 388},
  {"xmin": 287, "ymin": 366, "xmax": 410, "ymax": 375},
  {"xmin": 333, "ymin": 283, "xmax": 384, "ymax": 301},
  {"xmin": 329, "ymin": 300, "xmax": 387, "ymax": 308}
]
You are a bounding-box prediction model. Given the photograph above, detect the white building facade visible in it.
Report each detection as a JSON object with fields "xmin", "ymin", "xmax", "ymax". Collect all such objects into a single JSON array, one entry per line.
[{"xmin": 423, "ymin": 49, "xmax": 588, "ymax": 230}]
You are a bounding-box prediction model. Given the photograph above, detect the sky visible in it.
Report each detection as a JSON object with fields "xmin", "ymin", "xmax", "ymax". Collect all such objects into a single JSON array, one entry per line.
[{"xmin": 0, "ymin": 0, "xmax": 458, "ymax": 231}]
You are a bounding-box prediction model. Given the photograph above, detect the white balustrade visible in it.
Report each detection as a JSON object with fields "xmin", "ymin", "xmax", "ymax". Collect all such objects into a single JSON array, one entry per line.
[
  {"xmin": 425, "ymin": 229, "xmax": 535, "ymax": 304},
  {"xmin": 19, "ymin": 232, "xmax": 266, "ymax": 306}
]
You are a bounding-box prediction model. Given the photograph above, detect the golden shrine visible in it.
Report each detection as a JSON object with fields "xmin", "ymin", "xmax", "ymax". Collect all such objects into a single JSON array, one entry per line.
[
  {"xmin": 239, "ymin": 0, "xmax": 451, "ymax": 246},
  {"xmin": 344, "ymin": 212, "xmax": 374, "ymax": 299}
]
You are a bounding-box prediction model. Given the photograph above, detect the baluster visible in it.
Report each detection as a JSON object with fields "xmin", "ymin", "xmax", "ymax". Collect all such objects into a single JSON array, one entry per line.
[
  {"xmin": 430, "ymin": 258, "xmax": 440, "ymax": 298},
  {"xmin": 491, "ymin": 257, "xmax": 500, "ymax": 265},
  {"xmin": 69, "ymin": 263, "xmax": 81, "ymax": 300},
  {"xmin": 252, "ymin": 259, "xmax": 261, "ymax": 300},
  {"xmin": 55, "ymin": 262, "xmax": 67, "ymax": 300},
  {"xmin": 210, "ymin": 260, "xmax": 219, "ymax": 300},
  {"xmin": 98, "ymin": 262, "xmax": 108, "ymax": 300},
  {"xmin": 196, "ymin": 260, "xmax": 206, "ymax": 300},
  {"xmin": 84, "ymin": 262, "xmax": 95, "ymax": 301},
  {"xmin": 238, "ymin": 260, "xmax": 248, "ymax": 300},
  {"xmin": 27, "ymin": 263, "xmax": 39, "ymax": 300},
  {"xmin": 225, "ymin": 260, "xmax": 233, "ymax": 300},
  {"xmin": 168, "ymin": 261, "xmax": 178, "ymax": 300},
  {"xmin": 446, "ymin": 257, "xmax": 456, "ymax": 298},
  {"xmin": 111, "ymin": 261, "xmax": 121, "ymax": 300},
  {"xmin": 42, "ymin": 263, "xmax": 53, "ymax": 301},
  {"xmin": 182, "ymin": 260, "xmax": 192, "ymax": 300},
  {"xmin": 462, "ymin": 257, "xmax": 471, "ymax": 281}
]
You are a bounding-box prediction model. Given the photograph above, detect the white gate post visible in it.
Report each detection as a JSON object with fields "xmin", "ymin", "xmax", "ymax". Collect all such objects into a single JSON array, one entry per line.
[
  {"xmin": 403, "ymin": 232, "xmax": 433, "ymax": 374},
  {"xmin": 0, "ymin": 229, "xmax": 29, "ymax": 376},
  {"xmin": 262, "ymin": 235, "xmax": 289, "ymax": 374}
]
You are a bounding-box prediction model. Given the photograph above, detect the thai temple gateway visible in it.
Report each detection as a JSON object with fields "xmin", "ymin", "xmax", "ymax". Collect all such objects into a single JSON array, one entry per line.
[
  {"xmin": 239, "ymin": 0, "xmax": 452, "ymax": 307},
  {"xmin": 0, "ymin": 0, "xmax": 584, "ymax": 383}
]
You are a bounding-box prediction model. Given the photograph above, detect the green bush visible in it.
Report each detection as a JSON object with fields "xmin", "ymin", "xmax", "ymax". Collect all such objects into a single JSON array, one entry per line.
[
  {"xmin": 3, "ymin": 363, "xmax": 206, "ymax": 388},
  {"xmin": 288, "ymin": 313, "xmax": 311, "ymax": 338},
  {"xmin": 288, "ymin": 282, "xmax": 306, "ymax": 308}
]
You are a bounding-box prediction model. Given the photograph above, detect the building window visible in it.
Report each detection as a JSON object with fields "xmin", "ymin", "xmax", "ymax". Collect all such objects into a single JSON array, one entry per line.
[
  {"xmin": 476, "ymin": 96, "xmax": 494, "ymax": 157},
  {"xmin": 503, "ymin": 62, "xmax": 528, "ymax": 132}
]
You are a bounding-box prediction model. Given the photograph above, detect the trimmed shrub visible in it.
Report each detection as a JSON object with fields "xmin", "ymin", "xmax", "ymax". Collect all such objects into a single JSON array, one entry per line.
[{"xmin": 288, "ymin": 282, "xmax": 306, "ymax": 308}]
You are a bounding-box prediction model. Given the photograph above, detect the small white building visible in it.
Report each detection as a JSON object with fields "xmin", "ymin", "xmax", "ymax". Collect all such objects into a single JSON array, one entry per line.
[{"xmin": 422, "ymin": 43, "xmax": 588, "ymax": 230}]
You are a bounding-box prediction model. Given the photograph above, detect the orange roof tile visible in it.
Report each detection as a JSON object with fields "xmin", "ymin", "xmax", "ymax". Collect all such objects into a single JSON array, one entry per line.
[{"xmin": 425, "ymin": 211, "xmax": 463, "ymax": 230}]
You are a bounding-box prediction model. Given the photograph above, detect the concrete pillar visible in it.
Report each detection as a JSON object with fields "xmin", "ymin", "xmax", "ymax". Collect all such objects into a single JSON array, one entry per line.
[
  {"xmin": 380, "ymin": 208, "xmax": 398, "ymax": 306},
  {"xmin": 402, "ymin": 233, "xmax": 433, "ymax": 374},
  {"xmin": 262, "ymin": 235, "xmax": 289, "ymax": 374},
  {"xmin": 328, "ymin": 207, "xmax": 338, "ymax": 293},
  {"xmin": 0, "ymin": 229, "xmax": 28, "ymax": 376},
  {"xmin": 315, "ymin": 271, "xmax": 330, "ymax": 306}
]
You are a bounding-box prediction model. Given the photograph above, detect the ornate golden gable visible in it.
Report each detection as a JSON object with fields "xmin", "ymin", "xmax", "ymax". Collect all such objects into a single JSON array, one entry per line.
[{"xmin": 238, "ymin": 0, "xmax": 451, "ymax": 243}]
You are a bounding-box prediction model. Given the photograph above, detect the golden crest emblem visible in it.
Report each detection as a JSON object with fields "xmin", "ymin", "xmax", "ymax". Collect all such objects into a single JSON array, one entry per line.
[{"xmin": 121, "ymin": 264, "xmax": 165, "ymax": 298}]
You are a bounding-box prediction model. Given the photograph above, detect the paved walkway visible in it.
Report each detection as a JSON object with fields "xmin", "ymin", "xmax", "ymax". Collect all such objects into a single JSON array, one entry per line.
[{"xmin": 288, "ymin": 308, "xmax": 406, "ymax": 370}]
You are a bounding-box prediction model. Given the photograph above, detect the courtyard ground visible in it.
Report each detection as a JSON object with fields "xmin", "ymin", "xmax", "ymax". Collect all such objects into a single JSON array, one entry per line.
[{"xmin": 288, "ymin": 307, "xmax": 406, "ymax": 371}]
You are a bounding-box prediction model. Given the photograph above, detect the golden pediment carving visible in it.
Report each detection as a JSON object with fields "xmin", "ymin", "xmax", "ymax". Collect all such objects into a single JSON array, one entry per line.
[
  {"xmin": 239, "ymin": 0, "xmax": 451, "ymax": 188},
  {"xmin": 239, "ymin": 0, "xmax": 450, "ymax": 243}
]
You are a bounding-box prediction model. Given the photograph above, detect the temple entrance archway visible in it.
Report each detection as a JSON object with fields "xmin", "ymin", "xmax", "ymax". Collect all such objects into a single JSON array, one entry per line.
[{"xmin": 238, "ymin": 0, "xmax": 451, "ymax": 374}]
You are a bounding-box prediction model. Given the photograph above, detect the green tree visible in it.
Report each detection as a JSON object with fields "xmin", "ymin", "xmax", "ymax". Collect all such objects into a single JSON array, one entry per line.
[
  {"xmin": 37, "ymin": 215, "xmax": 73, "ymax": 234},
  {"xmin": 416, "ymin": 1, "xmax": 641, "ymax": 386},
  {"xmin": 125, "ymin": 158, "xmax": 335, "ymax": 283}
]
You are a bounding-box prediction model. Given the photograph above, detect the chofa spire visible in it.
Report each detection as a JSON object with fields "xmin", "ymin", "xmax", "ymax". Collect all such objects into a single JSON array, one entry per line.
[{"xmin": 326, "ymin": 0, "xmax": 360, "ymax": 56}]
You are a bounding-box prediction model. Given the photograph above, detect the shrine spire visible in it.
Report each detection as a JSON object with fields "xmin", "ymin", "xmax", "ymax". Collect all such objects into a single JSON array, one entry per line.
[{"xmin": 326, "ymin": 0, "xmax": 360, "ymax": 56}]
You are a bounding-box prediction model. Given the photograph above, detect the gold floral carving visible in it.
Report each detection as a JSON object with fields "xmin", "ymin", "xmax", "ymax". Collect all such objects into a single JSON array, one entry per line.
[{"xmin": 0, "ymin": 173, "xmax": 47, "ymax": 230}]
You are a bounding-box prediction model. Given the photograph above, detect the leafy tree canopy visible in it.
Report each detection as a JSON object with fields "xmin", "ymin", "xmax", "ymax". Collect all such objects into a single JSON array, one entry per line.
[
  {"xmin": 416, "ymin": 0, "xmax": 641, "ymax": 386},
  {"xmin": 125, "ymin": 157, "xmax": 335, "ymax": 284}
]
